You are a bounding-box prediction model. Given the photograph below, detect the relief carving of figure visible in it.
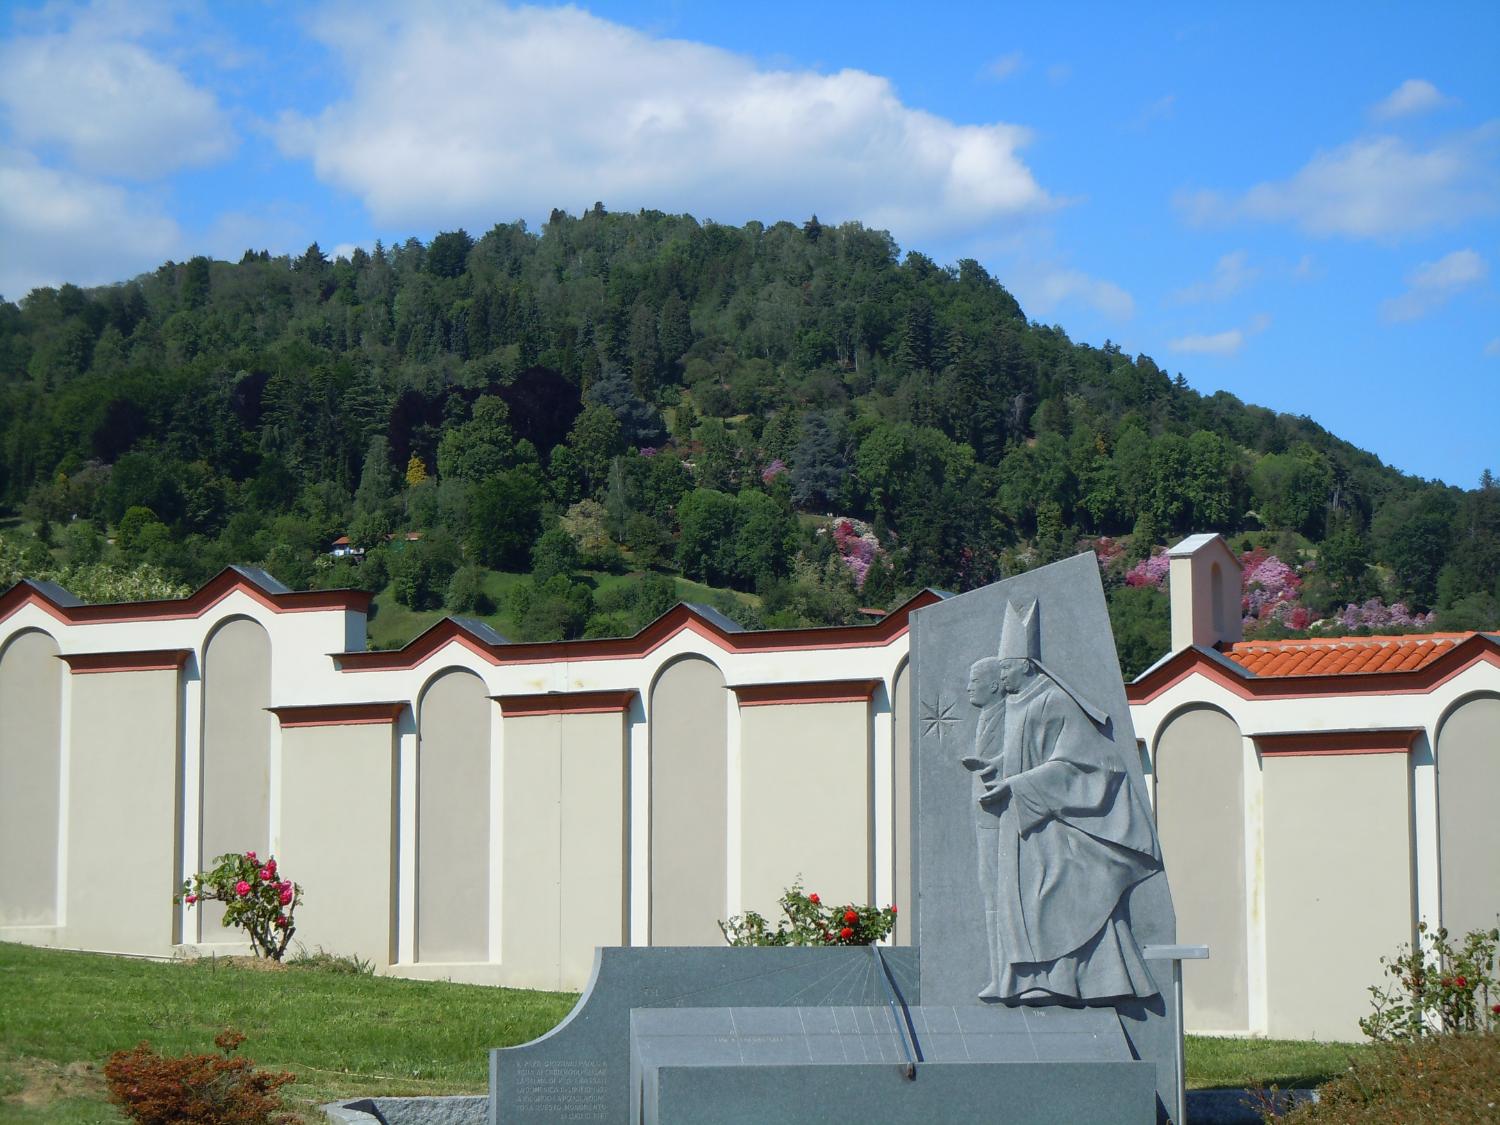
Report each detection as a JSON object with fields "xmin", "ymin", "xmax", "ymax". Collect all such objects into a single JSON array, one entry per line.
[{"xmin": 962, "ymin": 599, "xmax": 1162, "ymax": 1003}]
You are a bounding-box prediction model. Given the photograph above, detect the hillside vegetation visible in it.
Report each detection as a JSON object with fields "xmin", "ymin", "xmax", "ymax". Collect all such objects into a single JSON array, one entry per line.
[{"xmin": 1, "ymin": 208, "xmax": 1495, "ymax": 671}]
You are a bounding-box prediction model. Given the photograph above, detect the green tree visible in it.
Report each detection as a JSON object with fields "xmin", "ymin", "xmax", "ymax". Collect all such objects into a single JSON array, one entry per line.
[
  {"xmin": 532, "ymin": 526, "xmax": 581, "ymax": 584},
  {"xmin": 676, "ymin": 488, "xmax": 738, "ymax": 585},
  {"xmin": 566, "ymin": 404, "xmax": 623, "ymax": 497},
  {"xmin": 466, "ymin": 468, "xmax": 544, "ymax": 569}
]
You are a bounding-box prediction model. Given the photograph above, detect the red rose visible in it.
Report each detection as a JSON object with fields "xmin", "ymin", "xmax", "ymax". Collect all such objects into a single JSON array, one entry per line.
[
  {"xmin": 890, "ymin": 905, "xmax": 898, "ymax": 915},
  {"xmin": 275, "ymin": 915, "xmax": 289, "ymax": 929},
  {"xmin": 1492, "ymin": 1003, "xmax": 1500, "ymax": 1015},
  {"xmin": 184, "ymin": 894, "xmax": 197, "ymax": 905},
  {"xmin": 843, "ymin": 909, "xmax": 858, "ymax": 924},
  {"xmin": 808, "ymin": 894, "xmax": 820, "ymax": 905},
  {"xmin": 839, "ymin": 927, "xmax": 853, "ymax": 939},
  {"xmin": 1456, "ymin": 976, "xmax": 1467, "ymax": 988}
]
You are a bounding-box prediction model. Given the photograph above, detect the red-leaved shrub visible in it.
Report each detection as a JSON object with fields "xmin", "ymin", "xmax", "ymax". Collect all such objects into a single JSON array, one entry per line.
[{"xmin": 103, "ymin": 1028, "xmax": 296, "ymax": 1125}]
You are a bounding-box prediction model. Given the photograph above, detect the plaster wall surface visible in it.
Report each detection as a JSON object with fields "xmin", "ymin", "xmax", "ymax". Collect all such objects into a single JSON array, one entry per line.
[
  {"xmin": 0, "ymin": 630, "xmax": 62, "ymax": 925},
  {"xmin": 1435, "ymin": 694, "xmax": 1500, "ymax": 939},
  {"xmin": 1154, "ymin": 706, "xmax": 1249, "ymax": 1032},
  {"xmin": 200, "ymin": 618, "xmax": 271, "ymax": 935},
  {"xmin": 279, "ymin": 722, "xmax": 397, "ymax": 965},
  {"xmin": 416, "ymin": 669, "xmax": 490, "ymax": 963},
  {"xmin": 1263, "ymin": 751, "xmax": 1413, "ymax": 1040},
  {"xmin": 65, "ymin": 667, "xmax": 180, "ymax": 955},
  {"xmin": 648, "ymin": 657, "xmax": 727, "ymax": 945},
  {"xmin": 737, "ymin": 699, "xmax": 871, "ymax": 920}
]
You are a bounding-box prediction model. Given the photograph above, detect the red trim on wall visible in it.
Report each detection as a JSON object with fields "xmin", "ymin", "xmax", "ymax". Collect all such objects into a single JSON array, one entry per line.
[
  {"xmin": 1254, "ymin": 728, "xmax": 1422, "ymax": 757},
  {"xmin": 61, "ymin": 649, "xmax": 191, "ymax": 674},
  {"xmin": 1, "ymin": 568, "xmax": 369, "ymax": 627},
  {"xmin": 270, "ymin": 702, "xmax": 408, "ymax": 728},
  {"xmin": 1126, "ymin": 637, "xmax": 1500, "ymax": 704},
  {"xmin": 730, "ymin": 679, "xmax": 882, "ymax": 707},
  {"xmin": 493, "ymin": 689, "xmax": 638, "ymax": 717},
  {"xmin": 335, "ymin": 589, "xmax": 943, "ymax": 672}
]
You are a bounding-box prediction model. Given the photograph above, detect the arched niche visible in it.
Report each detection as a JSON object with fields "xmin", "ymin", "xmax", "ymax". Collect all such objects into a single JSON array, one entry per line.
[
  {"xmin": 1154, "ymin": 704, "xmax": 1248, "ymax": 1030},
  {"xmin": 892, "ymin": 659, "xmax": 911, "ymax": 944},
  {"xmin": 201, "ymin": 617, "xmax": 272, "ymax": 935},
  {"xmin": 649, "ymin": 655, "xmax": 727, "ymax": 945},
  {"xmin": 416, "ymin": 667, "xmax": 490, "ymax": 962},
  {"xmin": 1435, "ymin": 693, "xmax": 1500, "ymax": 939},
  {"xmin": 0, "ymin": 630, "xmax": 63, "ymax": 925}
]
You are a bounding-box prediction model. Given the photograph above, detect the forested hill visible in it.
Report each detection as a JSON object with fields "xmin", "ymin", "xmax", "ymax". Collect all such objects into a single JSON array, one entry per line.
[{"xmin": 1, "ymin": 208, "xmax": 1496, "ymax": 666}]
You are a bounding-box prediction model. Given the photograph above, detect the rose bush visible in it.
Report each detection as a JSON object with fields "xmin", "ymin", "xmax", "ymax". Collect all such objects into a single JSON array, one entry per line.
[
  {"xmin": 177, "ymin": 852, "xmax": 302, "ymax": 961},
  {"xmin": 719, "ymin": 881, "xmax": 896, "ymax": 947},
  {"xmin": 1360, "ymin": 920, "xmax": 1499, "ymax": 1041}
]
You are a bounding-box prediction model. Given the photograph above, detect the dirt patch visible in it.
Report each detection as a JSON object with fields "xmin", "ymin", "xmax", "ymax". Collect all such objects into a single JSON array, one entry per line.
[{"xmin": 2, "ymin": 1055, "xmax": 108, "ymax": 1109}]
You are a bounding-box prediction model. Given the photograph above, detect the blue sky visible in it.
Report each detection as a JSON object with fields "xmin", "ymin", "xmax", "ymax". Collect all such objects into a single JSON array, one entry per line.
[{"xmin": 1, "ymin": 1, "xmax": 1496, "ymax": 487}]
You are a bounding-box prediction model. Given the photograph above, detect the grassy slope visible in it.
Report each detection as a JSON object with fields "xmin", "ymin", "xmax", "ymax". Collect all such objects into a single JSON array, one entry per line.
[
  {"xmin": 364, "ymin": 569, "xmax": 761, "ymax": 650},
  {"xmin": 0, "ymin": 943, "xmax": 575, "ymax": 1122},
  {"xmin": 0, "ymin": 943, "xmax": 1374, "ymax": 1123}
]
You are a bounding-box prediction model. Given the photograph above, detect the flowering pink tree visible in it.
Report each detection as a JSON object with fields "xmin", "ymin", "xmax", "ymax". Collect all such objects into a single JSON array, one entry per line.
[
  {"xmin": 1339, "ymin": 599, "xmax": 1437, "ymax": 631},
  {"xmin": 829, "ymin": 517, "xmax": 883, "ymax": 589},
  {"xmin": 178, "ymin": 851, "xmax": 302, "ymax": 960},
  {"xmin": 1240, "ymin": 553, "xmax": 1302, "ymax": 629},
  {"xmin": 760, "ymin": 459, "xmax": 786, "ymax": 485},
  {"xmin": 1124, "ymin": 551, "xmax": 1171, "ymax": 589}
]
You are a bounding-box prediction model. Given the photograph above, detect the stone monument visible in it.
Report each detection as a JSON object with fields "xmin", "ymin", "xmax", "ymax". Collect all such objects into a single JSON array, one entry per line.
[{"xmin": 491, "ymin": 553, "xmax": 1191, "ymax": 1123}]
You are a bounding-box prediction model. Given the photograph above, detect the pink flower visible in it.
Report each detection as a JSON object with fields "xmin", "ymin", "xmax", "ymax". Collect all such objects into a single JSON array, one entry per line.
[
  {"xmin": 245, "ymin": 851, "xmax": 257, "ymax": 861},
  {"xmin": 279, "ymin": 886, "xmax": 293, "ymax": 906},
  {"xmin": 259, "ymin": 866, "xmax": 274, "ymax": 882},
  {"xmin": 184, "ymin": 894, "xmax": 197, "ymax": 905},
  {"xmin": 235, "ymin": 880, "xmax": 251, "ymax": 896},
  {"xmin": 264, "ymin": 859, "xmax": 277, "ymax": 876},
  {"xmin": 275, "ymin": 915, "xmax": 289, "ymax": 929}
]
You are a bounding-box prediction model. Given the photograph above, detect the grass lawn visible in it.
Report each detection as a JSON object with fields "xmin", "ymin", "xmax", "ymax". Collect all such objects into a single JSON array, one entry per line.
[
  {"xmin": 0, "ymin": 942, "xmax": 1369, "ymax": 1122},
  {"xmin": 0, "ymin": 942, "xmax": 575, "ymax": 1122}
]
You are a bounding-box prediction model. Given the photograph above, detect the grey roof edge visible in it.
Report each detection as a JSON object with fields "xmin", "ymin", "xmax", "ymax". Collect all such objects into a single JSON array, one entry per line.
[
  {"xmin": 680, "ymin": 601, "xmax": 745, "ymax": 633},
  {"xmin": 1131, "ymin": 643, "xmax": 1255, "ymax": 684},
  {"xmin": 449, "ymin": 616, "xmax": 509, "ymax": 645},
  {"xmin": 9, "ymin": 577, "xmax": 85, "ymax": 607},
  {"xmin": 225, "ymin": 564, "xmax": 292, "ymax": 595},
  {"xmin": 1166, "ymin": 532, "xmax": 1228, "ymax": 558}
]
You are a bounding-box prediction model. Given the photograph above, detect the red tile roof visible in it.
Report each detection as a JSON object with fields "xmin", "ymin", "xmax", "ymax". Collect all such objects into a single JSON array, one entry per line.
[{"xmin": 1224, "ymin": 634, "xmax": 1476, "ymax": 678}]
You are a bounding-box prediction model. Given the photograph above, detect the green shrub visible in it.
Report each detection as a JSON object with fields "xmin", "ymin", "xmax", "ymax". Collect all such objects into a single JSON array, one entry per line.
[{"xmin": 720, "ymin": 881, "xmax": 896, "ymax": 947}]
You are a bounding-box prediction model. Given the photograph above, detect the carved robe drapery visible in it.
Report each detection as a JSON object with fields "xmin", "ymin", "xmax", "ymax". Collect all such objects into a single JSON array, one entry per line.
[{"xmin": 974, "ymin": 670, "xmax": 1160, "ymax": 1001}]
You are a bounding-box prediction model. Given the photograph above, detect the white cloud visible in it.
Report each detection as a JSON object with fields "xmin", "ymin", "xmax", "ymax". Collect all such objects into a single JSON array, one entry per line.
[
  {"xmin": 1371, "ymin": 79, "xmax": 1454, "ymax": 121},
  {"xmin": 0, "ymin": 148, "xmax": 180, "ymax": 299},
  {"xmin": 1380, "ymin": 248, "xmax": 1488, "ymax": 322},
  {"xmin": 1013, "ymin": 265, "xmax": 1135, "ymax": 321},
  {"xmin": 1167, "ymin": 313, "xmax": 1269, "ymax": 356},
  {"xmin": 1175, "ymin": 126, "xmax": 1499, "ymax": 239},
  {"xmin": 983, "ymin": 51, "xmax": 1024, "ymax": 81},
  {"xmin": 1128, "ymin": 94, "xmax": 1176, "ymax": 131},
  {"xmin": 275, "ymin": 4, "xmax": 1053, "ymax": 240},
  {"xmin": 1171, "ymin": 250, "xmax": 1258, "ymax": 303},
  {"xmin": 0, "ymin": 17, "xmax": 235, "ymax": 179}
]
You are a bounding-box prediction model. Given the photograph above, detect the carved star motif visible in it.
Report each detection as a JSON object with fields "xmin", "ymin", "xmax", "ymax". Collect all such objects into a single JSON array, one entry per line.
[{"xmin": 919, "ymin": 694, "xmax": 961, "ymax": 745}]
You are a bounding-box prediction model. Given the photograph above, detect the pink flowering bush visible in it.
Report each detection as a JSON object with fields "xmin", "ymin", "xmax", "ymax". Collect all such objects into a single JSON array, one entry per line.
[
  {"xmin": 1339, "ymin": 598, "xmax": 1437, "ymax": 632},
  {"xmin": 828, "ymin": 517, "xmax": 883, "ymax": 589},
  {"xmin": 1240, "ymin": 551, "xmax": 1303, "ymax": 630},
  {"xmin": 1124, "ymin": 551, "xmax": 1171, "ymax": 589},
  {"xmin": 1091, "ymin": 536, "xmax": 1125, "ymax": 573},
  {"xmin": 760, "ymin": 458, "xmax": 786, "ymax": 484},
  {"xmin": 178, "ymin": 851, "xmax": 302, "ymax": 960}
]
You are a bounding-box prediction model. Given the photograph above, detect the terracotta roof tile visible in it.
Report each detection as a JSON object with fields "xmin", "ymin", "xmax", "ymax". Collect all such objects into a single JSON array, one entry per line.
[{"xmin": 1223, "ymin": 633, "xmax": 1474, "ymax": 678}]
